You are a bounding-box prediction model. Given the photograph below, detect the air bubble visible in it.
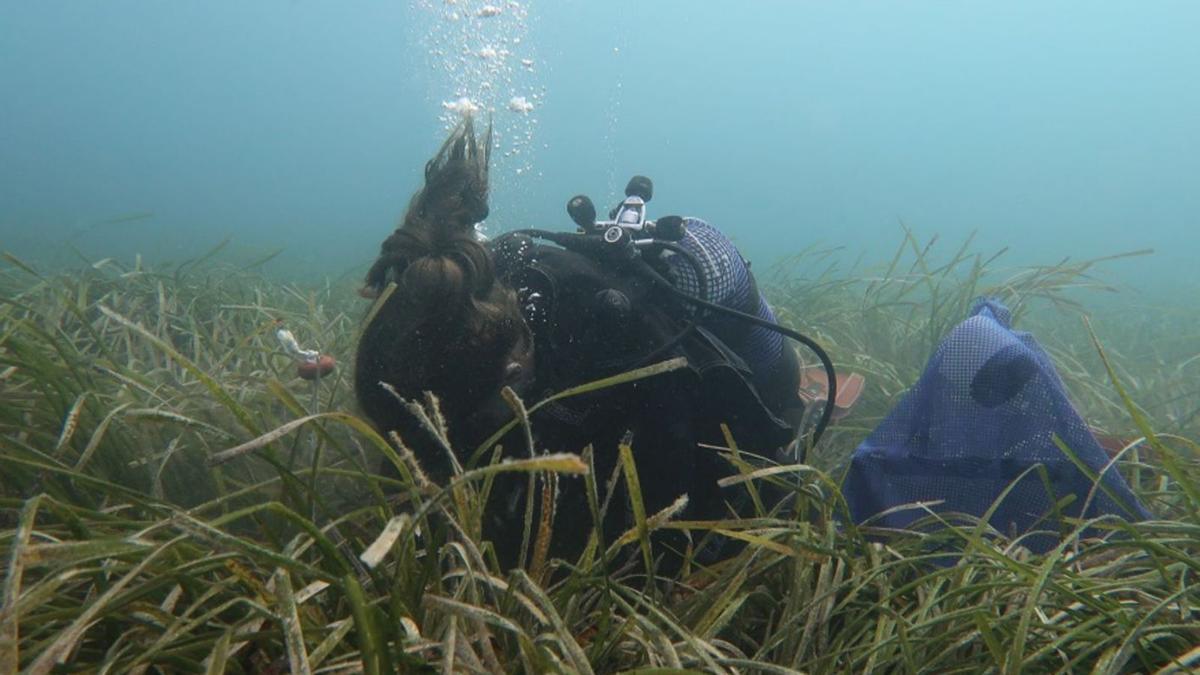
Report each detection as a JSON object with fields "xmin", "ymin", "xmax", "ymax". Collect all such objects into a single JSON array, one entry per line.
[
  {"xmin": 508, "ymin": 96, "xmax": 534, "ymax": 114},
  {"xmin": 416, "ymin": 0, "xmax": 545, "ymax": 176}
]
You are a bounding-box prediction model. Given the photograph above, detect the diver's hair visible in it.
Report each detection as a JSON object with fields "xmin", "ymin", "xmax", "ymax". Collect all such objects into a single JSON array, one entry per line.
[{"xmin": 364, "ymin": 116, "xmax": 511, "ymax": 338}]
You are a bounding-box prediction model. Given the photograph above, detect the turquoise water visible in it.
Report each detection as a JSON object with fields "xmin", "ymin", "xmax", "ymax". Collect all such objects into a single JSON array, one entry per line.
[{"xmin": 2, "ymin": 1, "xmax": 1197, "ymax": 293}]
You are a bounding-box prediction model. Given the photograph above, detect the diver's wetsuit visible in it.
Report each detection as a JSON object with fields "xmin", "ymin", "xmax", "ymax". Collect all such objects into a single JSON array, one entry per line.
[
  {"xmin": 492, "ymin": 216, "xmax": 802, "ymax": 431},
  {"xmin": 483, "ymin": 220, "xmax": 801, "ymax": 565}
]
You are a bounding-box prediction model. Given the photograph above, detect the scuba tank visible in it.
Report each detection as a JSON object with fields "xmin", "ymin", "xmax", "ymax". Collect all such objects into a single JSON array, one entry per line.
[{"xmin": 514, "ymin": 176, "xmax": 839, "ymax": 456}]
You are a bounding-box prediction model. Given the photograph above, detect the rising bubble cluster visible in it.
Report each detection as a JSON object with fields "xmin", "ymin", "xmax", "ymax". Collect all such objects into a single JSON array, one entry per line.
[{"xmin": 415, "ymin": 0, "xmax": 546, "ymax": 188}]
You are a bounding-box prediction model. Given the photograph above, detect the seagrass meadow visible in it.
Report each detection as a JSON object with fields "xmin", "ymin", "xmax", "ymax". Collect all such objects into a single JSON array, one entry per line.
[{"xmin": 2, "ymin": 234, "xmax": 1199, "ymax": 674}]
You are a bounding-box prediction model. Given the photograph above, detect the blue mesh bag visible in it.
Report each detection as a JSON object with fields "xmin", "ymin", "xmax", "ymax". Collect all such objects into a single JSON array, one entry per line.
[
  {"xmin": 844, "ymin": 298, "xmax": 1150, "ymax": 552},
  {"xmin": 663, "ymin": 218, "xmax": 785, "ymax": 387}
]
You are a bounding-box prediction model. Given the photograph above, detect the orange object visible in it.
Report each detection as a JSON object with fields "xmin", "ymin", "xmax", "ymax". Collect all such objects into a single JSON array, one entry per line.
[
  {"xmin": 1091, "ymin": 428, "xmax": 1153, "ymax": 460},
  {"xmin": 798, "ymin": 366, "xmax": 865, "ymax": 420},
  {"xmin": 297, "ymin": 354, "xmax": 336, "ymax": 380}
]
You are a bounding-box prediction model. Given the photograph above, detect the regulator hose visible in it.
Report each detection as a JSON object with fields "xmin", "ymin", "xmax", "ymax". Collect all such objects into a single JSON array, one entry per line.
[
  {"xmin": 512, "ymin": 228, "xmax": 837, "ymax": 459},
  {"xmin": 629, "ymin": 255, "xmax": 836, "ymax": 458}
]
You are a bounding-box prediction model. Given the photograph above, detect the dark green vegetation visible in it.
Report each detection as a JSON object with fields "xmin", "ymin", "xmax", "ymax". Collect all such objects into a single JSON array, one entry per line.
[{"xmin": 2, "ymin": 234, "xmax": 1198, "ymax": 673}]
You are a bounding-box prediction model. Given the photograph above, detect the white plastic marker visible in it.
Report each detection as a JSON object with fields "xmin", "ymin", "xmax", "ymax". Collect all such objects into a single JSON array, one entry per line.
[
  {"xmin": 277, "ymin": 328, "xmax": 317, "ymax": 362},
  {"xmin": 276, "ymin": 327, "xmax": 335, "ymax": 380}
]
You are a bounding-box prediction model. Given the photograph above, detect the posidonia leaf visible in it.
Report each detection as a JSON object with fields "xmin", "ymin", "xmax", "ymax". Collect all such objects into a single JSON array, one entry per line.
[
  {"xmin": 359, "ymin": 515, "xmax": 410, "ymax": 569},
  {"xmin": 4, "ymin": 239, "xmax": 1198, "ymax": 674},
  {"xmin": 458, "ymin": 453, "xmax": 589, "ymax": 480},
  {"xmin": 26, "ymin": 535, "xmax": 187, "ymax": 675},
  {"xmin": 274, "ymin": 567, "xmax": 312, "ymax": 675},
  {"xmin": 98, "ymin": 305, "xmax": 261, "ymax": 435},
  {"xmin": 0, "ymin": 495, "xmax": 42, "ymax": 673},
  {"xmin": 469, "ymin": 357, "xmax": 688, "ymax": 467},
  {"xmin": 209, "ymin": 410, "xmax": 393, "ymax": 466},
  {"xmin": 19, "ymin": 538, "xmax": 153, "ymax": 567}
]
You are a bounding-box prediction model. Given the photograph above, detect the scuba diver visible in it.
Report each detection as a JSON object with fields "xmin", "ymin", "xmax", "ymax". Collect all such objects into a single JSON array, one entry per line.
[{"xmin": 355, "ymin": 116, "xmax": 837, "ymax": 567}]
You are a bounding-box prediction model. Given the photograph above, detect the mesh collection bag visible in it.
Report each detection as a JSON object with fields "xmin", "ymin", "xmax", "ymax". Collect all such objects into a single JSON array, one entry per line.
[
  {"xmin": 663, "ymin": 218, "xmax": 785, "ymax": 381},
  {"xmin": 844, "ymin": 298, "xmax": 1150, "ymax": 552}
]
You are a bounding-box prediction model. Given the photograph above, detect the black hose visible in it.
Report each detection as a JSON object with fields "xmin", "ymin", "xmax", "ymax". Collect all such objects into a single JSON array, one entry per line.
[
  {"xmin": 511, "ymin": 228, "xmax": 837, "ymax": 458},
  {"xmin": 642, "ymin": 240, "xmax": 709, "ymax": 309},
  {"xmin": 630, "ymin": 257, "xmax": 837, "ymax": 458}
]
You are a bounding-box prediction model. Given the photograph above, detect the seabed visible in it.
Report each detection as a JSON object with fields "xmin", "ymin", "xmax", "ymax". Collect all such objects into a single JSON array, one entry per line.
[{"xmin": 1, "ymin": 234, "xmax": 1197, "ymax": 673}]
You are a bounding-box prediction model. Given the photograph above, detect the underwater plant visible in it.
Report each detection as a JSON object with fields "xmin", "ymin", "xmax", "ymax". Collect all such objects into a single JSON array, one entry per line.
[
  {"xmin": 0, "ymin": 225, "xmax": 1197, "ymax": 672},
  {"xmin": 354, "ymin": 118, "xmax": 802, "ymax": 569}
]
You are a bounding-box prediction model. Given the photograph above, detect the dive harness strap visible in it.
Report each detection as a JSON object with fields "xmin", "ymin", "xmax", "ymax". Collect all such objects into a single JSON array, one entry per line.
[{"xmin": 508, "ymin": 227, "xmax": 838, "ymax": 460}]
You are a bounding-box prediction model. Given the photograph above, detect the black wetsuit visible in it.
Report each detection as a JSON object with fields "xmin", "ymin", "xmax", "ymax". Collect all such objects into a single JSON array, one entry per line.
[{"xmin": 485, "ymin": 223, "xmax": 801, "ymax": 564}]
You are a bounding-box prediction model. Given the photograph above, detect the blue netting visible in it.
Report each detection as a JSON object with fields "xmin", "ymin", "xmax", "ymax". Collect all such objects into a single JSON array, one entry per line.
[
  {"xmin": 664, "ymin": 218, "xmax": 784, "ymax": 380},
  {"xmin": 844, "ymin": 298, "xmax": 1150, "ymax": 552}
]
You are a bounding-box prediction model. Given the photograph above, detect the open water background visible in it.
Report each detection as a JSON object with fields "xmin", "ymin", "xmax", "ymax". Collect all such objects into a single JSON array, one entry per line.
[{"xmin": 2, "ymin": 1, "xmax": 1196, "ymax": 298}]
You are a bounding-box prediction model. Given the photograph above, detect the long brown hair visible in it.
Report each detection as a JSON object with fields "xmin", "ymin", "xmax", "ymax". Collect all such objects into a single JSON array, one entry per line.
[{"xmin": 356, "ymin": 116, "xmax": 528, "ymax": 447}]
